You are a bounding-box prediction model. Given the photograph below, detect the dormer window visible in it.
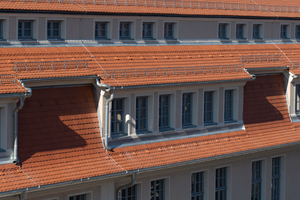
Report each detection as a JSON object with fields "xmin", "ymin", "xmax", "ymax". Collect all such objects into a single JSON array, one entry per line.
[
  {"xmin": 136, "ymin": 96, "xmax": 148, "ymax": 133},
  {"xmin": 182, "ymin": 93, "xmax": 193, "ymax": 127},
  {"xmin": 159, "ymin": 95, "xmax": 170, "ymax": 131},
  {"xmin": 119, "ymin": 22, "xmax": 131, "ymax": 39},
  {"xmin": 111, "ymin": 98, "xmax": 124, "ymax": 137},
  {"xmin": 204, "ymin": 91, "xmax": 215, "ymax": 125},
  {"xmin": 281, "ymin": 25, "xmax": 288, "ymax": 39},
  {"xmin": 224, "ymin": 90, "xmax": 233, "ymax": 122},
  {"xmin": 0, "ymin": 20, "xmax": 3, "ymax": 39},
  {"xmin": 47, "ymin": 21, "xmax": 61, "ymax": 40},
  {"xmin": 18, "ymin": 20, "xmax": 33, "ymax": 40},
  {"xmin": 218, "ymin": 23, "xmax": 228, "ymax": 39},
  {"xmin": 296, "ymin": 85, "xmax": 300, "ymax": 114}
]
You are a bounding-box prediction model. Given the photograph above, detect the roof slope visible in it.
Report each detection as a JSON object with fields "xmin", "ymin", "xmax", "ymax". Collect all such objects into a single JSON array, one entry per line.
[{"xmin": 1, "ymin": 74, "xmax": 300, "ymax": 194}]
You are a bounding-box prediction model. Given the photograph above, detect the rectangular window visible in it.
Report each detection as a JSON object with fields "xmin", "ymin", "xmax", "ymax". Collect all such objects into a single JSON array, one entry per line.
[
  {"xmin": 18, "ymin": 20, "xmax": 33, "ymax": 39},
  {"xmin": 219, "ymin": 24, "xmax": 227, "ymax": 39},
  {"xmin": 281, "ymin": 25, "xmax": 288, "ymax": 39},
  {"xmin": 271, "ymin": 157, "xmax": 281, "ymax": 200},
  {"xmin": 215, "ymin": 167, "xmax": 227, "ymax": 200},
  {"xmin": 136, "ymin": 97, "xmax": 147, "ymax": 132},
  {"xmin": 252, "ymin": 161, "xmax": 262, "ymax": 200},
  {"xmin": 296, "ymin": 85, "xmax": 300, "ymax": 114},
  {"xmin": 47, "ymin": 21, "xmax": 61, "ymax": 39},
  {"xmin": 182, "ymin": 93, "xmax": 192, "ymax": 127},
  {"xmin": 95, "ymin": 22, "xmax": 107, "ymax": 39},
  {"xmin": 0, "ymin": 20, "xmax": 3, "ymax": 39},
  {"xmin": 120, "ymin": 22, "xmax": 131, "ymax": 39},
  {"xmin": 143, "ymin": 22, "xmax": 153, "ymax": 39},
  {"xmin": 164, "ymin": 23, "xmax": 174, "ymax": 39},
  {"xmin": 151, "ymin": 179, "xmax": 165, "ymax": 200},
  {"xmin": 69, "ymin": 194, "xmax": 86, "ymax": 200},
  {"xmin": 121, "ymin": 185, "xmax": 137, "ymax": 200},
  {"xmin": 296, "ymin": 25, "xmax": 300, "ymax": 39},
  {"xmin": 204, "ymin": 91, "xmax": 214, "ymax": 125},
  {"xmin": 236, "ymin": 24, "xmax": 244, "ymax": 39},
  {"xmin": 159, "ymin": 95, "xmax": 170, "ymax": 130},
  {"xmin": 253, "ymin": 24, "xmax": 261, "ymax": 39},
  {"xmin": 191, "ymin": 172, "xmax": 204, "ymax": 200},
  {"xmin": 111, "ymin": 99, "xmax": 124, "ymax": 136},
  {"xmin": 224, "ymin": 90, "xmax": 233, "ymax": 122}
]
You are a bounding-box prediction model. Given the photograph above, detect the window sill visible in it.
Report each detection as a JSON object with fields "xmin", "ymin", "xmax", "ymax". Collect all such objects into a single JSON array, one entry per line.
[
  {"xmin": 182, "ymin": 124, "xmax": 197, "ymax": 130},
  {"xmin": 159, "ymin": 127, "xmax": 175, "ymax": 133},
  {"xmin": 136, "ymin": 130, "xmax": 153, "ymax": 136},
  {"xmin": 0, "ymin": 149, "xmax": 5, "ymax": 153},
  {"xmin": 204, "ymin": 122, "xmax": 218, "ymax": 127},
  {"xmin": 224, "ymin": 120, "xmax": 238, "ymax": 124},
  {"xmin": 219, "ymin": 38, "xmax": 231, "ymax": 42},
  {"xmin": 111, "ymin": 132, "xmax": 128, "ymax": 139}
]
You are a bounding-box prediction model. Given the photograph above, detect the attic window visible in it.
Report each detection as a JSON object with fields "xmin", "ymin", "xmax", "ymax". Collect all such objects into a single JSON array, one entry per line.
[{"xmin": 18, "ymin": 20, "xmax": 33, "ymax": 40}]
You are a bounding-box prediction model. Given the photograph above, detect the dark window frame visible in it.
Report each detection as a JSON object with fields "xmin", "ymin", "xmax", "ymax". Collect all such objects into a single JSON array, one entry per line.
[
  {"xmin": 47, "ymin": 20, "xmax": 61, "ymax": 40},
  {"xmin": 69, "ymin": 194, "xmax": 87, "ymax": 200},
  {"xmin": 0, "ymin": 20, "xmax": 3, "ymax": 39},
  {"xmin": 218, "ymin": 23, "xmax": 227, "ymax": 39},
  {"xmin": 151, "ymin": 179, "xmax": 165, "ymax": 200},
  {"xmin": 143, "ymin": 22, "xmax": 153, "ymax": 39},
  {"xmin": 136, "ymin": 96, "xmax": 148, "ymax": 132},
  {"xmin": 236, "ymin": 24, "xmax": 244, "ymax": 39},
  {"xmin": 215, "ymin": 167, "xmax": 227, "ymax": 200},
  {"xmin": 111, "ymin": 98, "xmax": 124, "ymax": 136},
  {"xmin": 296, "ymin": 25, "xmax": 300, "ymax": 39},
  {"xmin": 119, "ymin": 22, "xmax": 131, "ymax": 39},
  {"xmin": 159, "ymin": 95, "xmax": 170, "ymax": 130},
  {"xmin": 204, "ymin": 91, "xmax": 214, "ymax": 125},
  {"xmin": 191, "ymin": 171, "xmax": 204, "ymax": 200},
  {"xmin": 271, "ymin": 157, "xmax": 281, "ymax": 200},
  {"xmin": 95, "ymin": 22, "xmax": 107, "ymax": 39},
  {"xmin": 18, "ymin": 20, "xmax": 33, "ymax": 40},
  {"xmin": 281, "ymin": 25, "xmax": 288, "ymax": 39},
  {"xmin": 296, "ymin": 85, "xmax": 300, "ymax": 114},
  {"xmin": 164, "ymin": 23, "xmax": 174, "ymax": 39},
  {"xmin": 120, "ymin": 185, "xmax": 137, "ymax": 200},
  {"xmin": 253, "ymin": 24, "xmax": 261, "ymax": 39},
  {"xmin": 182, "ymin": 93, "xmax": 193, "ymax": 127},
  {"xmin": 224, "ymin": 90, "xmax": 234, "ymax": 122},
  {"xmin": 252, "ymin": 161, "xmax": 262, "ymax": 200}
]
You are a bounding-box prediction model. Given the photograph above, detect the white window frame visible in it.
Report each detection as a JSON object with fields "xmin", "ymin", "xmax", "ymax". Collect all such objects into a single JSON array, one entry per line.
[
  {"xmin": 163, "ymin": 20, "xmax": 179, "ymax": 39},
  {"xmin": 141, "ymin": 20, "xmax": 158, "ymax": 39},
  {"xmin": 217, "ymin": 22, "xmax": 231, "ymax": 40},
  {"xmin": 46, "ymin": 18, "xmax": 66, "ymax": 40},
  {"xmin": 250, "ymin": 158, "xmax": 266, "ymax": 200},
  {"xmin": 149, "ymin": 176, "xmax": 170, "ymax": 200},
  {"xmin": 190, "ymin": 169, "xmax": 209, "ymax": 200},
  {"xmin": 214, "ymin": 165, "xmax": 232, "ymax": 200},
  {"xmin": 252, "ymin": 23, "xmax": 264, "ymax": 40},
  {"xmin": 17, "ymin": 18, "xmax": 39, "ymax": 40},
  {"xmin": 280, "ymin": 23, "xmax": 291, "ymax": 39},
  {"xmin": 235, "ymin": 22, "xmax": 248, "ymax": 39},
  {"xmin": 118, "ymin": 20, "xmax": 136, "ymax": 40},
  {"xmin": 94, "ymin": 19, "xmax": 112, "ymax": 40},
  {"xmin": 68, "ymin": 191, "xmax": 92, "ymax": 200}
]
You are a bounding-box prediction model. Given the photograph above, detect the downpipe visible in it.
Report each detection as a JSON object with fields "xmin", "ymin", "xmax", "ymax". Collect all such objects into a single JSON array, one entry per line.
[
  {"xmin": 13, "ymin": 82, "xmax": 32, "ymax": 164},
  {"xmin": 116, "ymin": 173, "xmax": 137, "ymax": 200}
]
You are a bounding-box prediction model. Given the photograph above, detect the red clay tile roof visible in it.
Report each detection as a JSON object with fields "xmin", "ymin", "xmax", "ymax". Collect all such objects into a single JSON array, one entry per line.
[
  {"xmin": 1, "ymin": 0, "xmax": 300, "ymax": 18},
  {"xmin": 1, "ymin": 74, "xmax": 299, "ymax": 193},
  {"xmin": 0, "ymin": 75, "xmax": 27, "ymax": 95}
]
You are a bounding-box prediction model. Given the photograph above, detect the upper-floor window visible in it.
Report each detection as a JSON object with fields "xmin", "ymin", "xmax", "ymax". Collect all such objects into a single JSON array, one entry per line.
[
  {"xmin": 271, "ymin": 157, "xmax": 281, "ymax": 200},
  {"xmin": 120, "ymin": 185, "xmax": 137, "ymax": 200},
  {"xmin": 204, "ymin": 91, "xmax": 214, "ymax": 125},
  {"xmin": 296, "ymin": 25, "xmax": 300, "ymax": 39},
  {"xmin": 236, "ymin": 24, "xmax": 244, "ymax": 39},
  {"xmin": 120, "ymin": 22, "xmax": 131, "ymax": 39},
  {"xmin": 95, "ymin": 22, "xmax": 107, "ymax": 39},
  {"xmin": 111, "ymin": 99, "xmax": 124, "ymax": 137},
  {"xmin": 219, "ymin": 23, "xmax": 228, "ymax": 39},
  {"xmin": 281, "ymin": 25, "xmax": 288, "ymax": 39},
  {"xmin": 136, "ymin": 96, "xmax": 147, "ymax": 132},
  {"xmin": 159, "ymin": 95, "xmax": 170, "ymax": 130},
  {"xmin": 182, "ymin": 93, "xmax": 192, "ymax": 127},
  {"xmin": 151, "ymin": 179, "xmax": 165, "ymax": 200},
  {"xmin": 143, "ymin": 22, "xmax": 153, "ymax": 39},
  {"xmin": 191, "ymin": 172, "xmax": 204, "ymax": 200},
  {"xmin": 253, "ymin": 24, "xmax": 261, "ymax": 39},
  {"xmin": 296, "ymin": 85, "xmax": 300, "ymax": 114},
  {"xmin": 0, "ymin": 20, "xmax": 3, "ymax": 39},
  {"xmin": 164, "ymin": 23, "xmax": 174, "ymax": 39},
  {"xmin": 69, "ymin": 194, "xmax": 86, "ymax": 200},
  {"xmin": 252, "ymin": 161, "xmax": 262, "ymax": 200},
  {"xmin": 18, "ymin": 20, "xmax": 33, "ymax": 40},
  {"xmin": 47, "ymin": 21, "xmax": 61, "ymax": 40},
  {"xmin": 224, "ymin": 90, "xmax": 233, "ymax": 122},
  {"xmin": 215, "ymin": 167, "xmax": 227, "ymax": 200}
]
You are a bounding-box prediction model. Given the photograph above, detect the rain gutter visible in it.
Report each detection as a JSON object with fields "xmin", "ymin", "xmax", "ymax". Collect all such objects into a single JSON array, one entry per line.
[
  {"xmin": 2, "ymin": 140, "xmax": 300, "ymax": 198},
  {"xmin": 13, "ymin": 81, "xmax": 32, "ymax": 164},
  {"xmin": 116, "ymin": 173, "xmax": 137, "ymax": 200},
  {"xmin": 20, "ymin": 75, "xmax": 98, "ymax": 83}
]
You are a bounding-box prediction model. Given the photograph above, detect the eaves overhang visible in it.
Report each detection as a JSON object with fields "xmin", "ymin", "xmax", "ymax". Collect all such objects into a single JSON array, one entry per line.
[
  {"xmin": 0, "ymin": 92, "xmax": 27, "ymax": 99},
  {"xmin": 1, "ymin": 139, "xmax": 300, "ymax": 198}
]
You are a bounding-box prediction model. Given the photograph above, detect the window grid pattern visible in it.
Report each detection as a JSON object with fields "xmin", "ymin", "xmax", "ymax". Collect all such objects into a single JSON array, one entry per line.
[
  {"xmin": 95, "ymin": 22, "xmax": 107, "ymax": 39},
  {"xmin": 136, "ymin": 97, "xmax": 147, "ymax": 132},
  {"xmin": 121, "ymin": 185, "xmax": 137, "ymax": 200},
  {"xmin": 182, "ymin": 93, "xmax": 192, "ymax": 126},
  {"xmin": 18, "ymin": 21, "xmax": 33, "ymax": 39},
  {"xmin": 218, "ymin": 24, "xmax": 227, "ymax": 39},
  {"xmin": 164, "ymin": 23, "xmax": 174, "ymax": 39},
  {"xmin": 253, "ymin": 24, "xmax": 260, "ymax": 39},
  {"xmin": 191, "ymin": 172, "xmax": 204, "ymax": 200},
  {"xmin": 47, "ymin": 21, "xmax": 61, "ymax": 39},
  {"xmin": 215, "ymin": 167, "xmax": 227, "ymax": 200},
  {"xmin": 251, "ymin": 161, "xmax": 262, "ymax": 200},
  {"xmin": 204, "ymin": 91, "xmax": 214, "ymax": 124},
  {"xmin": 120, "ymin": 22, "xmax": 131, "ymax": 39},
  {"xmin": 281, "ymin": 25, "xmax": 288, "ymax": 38},
  {"xmin": 69, "ymin": 194, "xmax": 86, "ymax": 200},
  {"xmin": 151, "ymin": 179, "xmax": 165, "ymax": 200},
  {"xmin": 271, "ymin": 157, "xmax": 281, "ymax": 200},
  {"xmin": 236, "ymin": 24, "xmax": 244, "ymax": 38},
  {"xmin": 0, "ymin": 20, "xmax": 3, "ymax": 39},
  {"xmin": 296, "ymin": 85, "xmax": 300, "ymax": 114},
  {"xmin": 143, "ymin": 23, "xmax": 153, "ymax": 38},
  {"xmin": 296, "ymin": 25, "xmax": 300, "ymax": 38},
  {"xmin": 224, "ymin": 90, "xmax": 233, "ymax": 122},
  {"xmin": 111, "ymin": 99, "xmax": 124, "ymax": 135},
  {"xmin": 159, "ymin": 95, "xmax": 170, "ymax": 129}
]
